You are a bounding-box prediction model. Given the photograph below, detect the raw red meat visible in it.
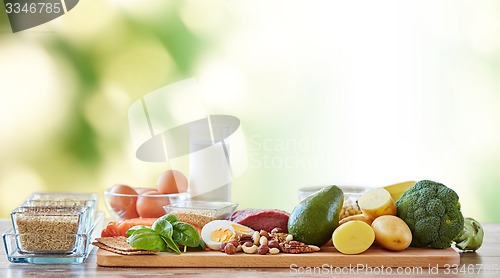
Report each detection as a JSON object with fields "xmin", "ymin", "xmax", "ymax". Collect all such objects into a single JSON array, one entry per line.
[{"xmin": 229, "ymin": 209, "xmax": 290, "ymax": 233}]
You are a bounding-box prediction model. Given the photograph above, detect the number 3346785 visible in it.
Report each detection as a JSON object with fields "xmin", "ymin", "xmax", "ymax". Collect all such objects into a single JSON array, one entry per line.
[{"xmin": 5, "ymin": 2, "xmax": 62, "ymax": 14}]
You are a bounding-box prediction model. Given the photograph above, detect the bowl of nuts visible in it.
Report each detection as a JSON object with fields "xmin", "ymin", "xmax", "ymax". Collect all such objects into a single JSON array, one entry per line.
[{"xmin": 298, "ymin": 185, "xmax": 368, "ymax": 220}]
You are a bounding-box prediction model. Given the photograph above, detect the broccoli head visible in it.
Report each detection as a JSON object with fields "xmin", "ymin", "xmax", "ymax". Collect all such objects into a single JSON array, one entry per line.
[{"xmin": 396, "ymin": 180, "xmax": 464, "ymax": 249}]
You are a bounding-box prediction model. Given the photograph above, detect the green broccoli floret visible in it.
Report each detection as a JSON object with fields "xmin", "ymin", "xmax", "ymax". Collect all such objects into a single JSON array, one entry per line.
[{"xmin": 396, "ymin": 180, "xmax": 464, "ymax": 249}]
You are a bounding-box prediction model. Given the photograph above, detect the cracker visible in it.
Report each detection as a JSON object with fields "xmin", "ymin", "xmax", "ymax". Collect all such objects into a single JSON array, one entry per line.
[
  {"xmin": 92, "ymin": 242, "xmax": 156, "ymax": 255},
  {"xmin": 93, "ymin": 236, "xmax": 157, "ymax": 255}
]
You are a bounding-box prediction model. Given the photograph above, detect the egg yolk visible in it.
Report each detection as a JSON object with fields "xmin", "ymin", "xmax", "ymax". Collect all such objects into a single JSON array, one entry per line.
[
  {"xmin": 210, "ymin": 228, "xmax": 234, "ymax": 242},
  {"xmin": 231, "ymin": 224, "xmax": 252, "ymax": 235}
]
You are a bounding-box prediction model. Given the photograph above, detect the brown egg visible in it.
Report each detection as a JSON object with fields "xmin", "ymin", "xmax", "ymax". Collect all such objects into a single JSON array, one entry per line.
[
  {"xmin": 136, "ymin": 190, "xmax": 170, "ymax": 218},
  {"xmin": 136, "ymin": 187, "xmax": 157, "ymax": 195},
  {"xmin": 157, "ymin": 170, "xmax": 188, "ymax": 194},
  {"xmin": 109, "ymin": 184, "xmax": 139, "ymax": 219}
]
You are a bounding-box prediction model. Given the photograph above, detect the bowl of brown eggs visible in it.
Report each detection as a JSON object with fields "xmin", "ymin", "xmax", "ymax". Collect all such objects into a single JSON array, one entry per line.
[{"xmin": 104, "ymin": 170, "xmax": 189, "ymax": 220}]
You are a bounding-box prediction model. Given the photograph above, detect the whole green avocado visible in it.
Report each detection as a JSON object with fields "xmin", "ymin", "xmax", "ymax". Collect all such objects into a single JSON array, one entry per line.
[
  {"xmin": 396, "ymin": 180, "xmax": 464, "ymax": 249},
  {"xmin": 288, "ymin": 185, "xmax": 344, "ymax": 246}
]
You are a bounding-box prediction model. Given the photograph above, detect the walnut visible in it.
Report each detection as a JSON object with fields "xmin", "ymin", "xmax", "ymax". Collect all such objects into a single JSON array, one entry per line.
[
  {"xmin": 279, "ymin": 240, "xmax": 315, "ymax": 254},
  {"xmin": 270, "ymin": 232, "xmax": 288, "ymax": 243}
]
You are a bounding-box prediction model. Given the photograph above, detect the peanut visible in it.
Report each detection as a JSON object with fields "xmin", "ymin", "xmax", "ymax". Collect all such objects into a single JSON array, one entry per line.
[
  {"xmin": 259, "ymin": 235, "xmax": 268, "ymax": 246},
  {"xmin": 269, "ymin": 247, "xmax": 280, "ymax": 255},
  {"xmin": 308, "ymin": 245, "xmax": 321, "ymax": 252},
  {"xmin": 340, "ymin": 204, "xmax": 362, "ymax": 219},
  {"xmin": 252, "ymin": 231, "xmax": 260, "ymax": 245}
]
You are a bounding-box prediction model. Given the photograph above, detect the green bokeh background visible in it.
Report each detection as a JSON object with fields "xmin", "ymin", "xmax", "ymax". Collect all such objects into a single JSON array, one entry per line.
[{"xmin": 1, "ymin": 1, "xmax": 499, "ymax": 221}]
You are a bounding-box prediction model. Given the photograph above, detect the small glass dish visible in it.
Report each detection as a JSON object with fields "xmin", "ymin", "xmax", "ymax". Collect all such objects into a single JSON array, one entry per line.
[
  {"xmin": 3, "ymin": 211, "xmax": 104, "ymax": 264},
  {"xmin": 21, "ymin": 199, "xmax": 96, "ymax": 230},
  {"xmin": 163, "ymin": 201, "xmax": 238, "ymax": 227},
  {"xmin": 27, "ymin": 192, "xmax": 98, "ymax": 210},
  {"xmin": 298, "ymin": 185, "xmax": 369, "ymax": 219},
  {"xmin": 10, "ymin": 206, "xmax": 91, "ymax": 253},
  {"xmin": 26, "ymin": 192, "xmax": 98, "ymax": 223},
  {"xmin": 28, "ymin": 192, "xmax": 98, "ymax": 201}
]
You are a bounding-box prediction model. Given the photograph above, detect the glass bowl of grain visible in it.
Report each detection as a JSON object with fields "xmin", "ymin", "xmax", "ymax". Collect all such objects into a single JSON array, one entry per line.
[
  {"xmin": 298, "ymin": 185, "xmax": 369, "ymax": 220},
  {"xmin": 10, "ymin": 206, "xmax": 92, "ymax": 254},
  {"xmin": 163, "ymin": 201, "xmax": 238, "ymax": 228}
]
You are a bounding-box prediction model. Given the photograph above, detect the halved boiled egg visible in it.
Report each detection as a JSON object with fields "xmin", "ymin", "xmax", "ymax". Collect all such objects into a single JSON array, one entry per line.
[{"xmin": 201, "ymin": 220, "xmax": 254, "ymax": 250}]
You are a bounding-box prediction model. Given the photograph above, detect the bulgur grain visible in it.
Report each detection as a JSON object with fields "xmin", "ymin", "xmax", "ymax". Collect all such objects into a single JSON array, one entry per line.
[
  {"xmin": 170, "ymin": 210, "xmax": 218, "ymax": 227},
  {"xmin": 13, "ymin": 206, "xmax": 87, "ymax": 253}
]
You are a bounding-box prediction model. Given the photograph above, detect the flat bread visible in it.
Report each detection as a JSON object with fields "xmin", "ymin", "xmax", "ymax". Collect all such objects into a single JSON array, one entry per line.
[{"xmin": 92, "ymin": 236, "xmax": 157, "ymax": 255}]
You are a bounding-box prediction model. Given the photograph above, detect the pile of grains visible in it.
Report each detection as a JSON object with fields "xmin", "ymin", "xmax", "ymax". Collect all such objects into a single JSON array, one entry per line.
[
  {"xmin": 23, "ymin": 199, "xmax": 90, "ymax": 208},
  {"xmin": 170, "ymin": 209, "xmax": 221, "ymax": 228},
  {"xmin": 13, "ymin": 207, "xmax": 84, "ymax": 253}
]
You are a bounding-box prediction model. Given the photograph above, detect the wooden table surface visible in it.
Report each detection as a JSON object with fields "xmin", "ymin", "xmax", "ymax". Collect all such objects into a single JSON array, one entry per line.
[{"xmin": 1, "ymin": 219, "xmax": 499, "ymax": 277}]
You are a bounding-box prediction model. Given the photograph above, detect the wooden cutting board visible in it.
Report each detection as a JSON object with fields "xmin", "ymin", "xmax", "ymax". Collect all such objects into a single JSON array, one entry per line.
[{"xmin": 96, "ymin": 246, "xmax": 459, "ymax": 268}]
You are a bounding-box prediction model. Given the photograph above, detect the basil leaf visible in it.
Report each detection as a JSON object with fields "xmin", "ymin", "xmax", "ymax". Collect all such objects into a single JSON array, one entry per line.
[
  {"xmin": 125, "ymin": 225, "xmax": 149, "ymax": 237},
  {"xmin": 198, "ymin": 240, "xmax": 206, "ymax": 250},
  {"xmin": 128, "ymin": 227, "xmax": 167, "ymax": 251},
  {"xmin": 188, "ymin": 240, "xmax": 206, "ymax": 251},
  {"xmin": 164, "ymin": 214, "xmax": 179, "ymax": 223},
  {"xmin": 172, "ymin": 222, "xmax": 201, "ymax": 247},
  {"xmin": 152, "ymin": 215, "xmax": 173, "ymax": 239},
  {"xmin": 162, "ymin": 234, "xmax": 181, "ymax": 254}
]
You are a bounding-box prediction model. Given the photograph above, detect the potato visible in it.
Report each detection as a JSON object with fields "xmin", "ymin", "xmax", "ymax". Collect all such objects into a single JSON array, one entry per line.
[
  {"xmin": 332, "ymin": 221, "xmax": 375, "ymax": 255},
  {"xmin": 371, "ymin": 215, "xmax": 412, "ymax": 251},
  {"xmin": 357, "ymin": 188, "xmax": 396, "ymax": 220},
  {"xmin": 338, "ymin": 214, "xmax": 373, "ymax": 226}
]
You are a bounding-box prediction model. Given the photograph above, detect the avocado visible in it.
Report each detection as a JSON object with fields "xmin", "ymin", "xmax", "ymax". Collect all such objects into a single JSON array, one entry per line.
[{"xmin": 288, "ymin": 185, "xmax": 344, "ymax": 246}]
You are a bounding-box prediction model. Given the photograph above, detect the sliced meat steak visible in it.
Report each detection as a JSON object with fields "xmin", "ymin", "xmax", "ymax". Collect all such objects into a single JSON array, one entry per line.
[{"xmin": 229, "ymin": 209, "xmax": 290, "ymax": 233}]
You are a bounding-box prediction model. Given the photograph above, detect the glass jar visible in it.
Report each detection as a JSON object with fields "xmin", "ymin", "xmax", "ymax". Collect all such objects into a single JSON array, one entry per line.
[{"xmin": 297, "ymin": 185, "xmax": 368, "ymax": 220}]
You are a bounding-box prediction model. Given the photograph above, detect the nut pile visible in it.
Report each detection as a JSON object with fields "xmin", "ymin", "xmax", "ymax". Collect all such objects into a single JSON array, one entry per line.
[
  {"xmin": 219, "ymin": 227, "xmax": 320, "ymax": 255},
  {"xmin": 340, "ymin": 204, "xmax": 362, "ymax": 219}
]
